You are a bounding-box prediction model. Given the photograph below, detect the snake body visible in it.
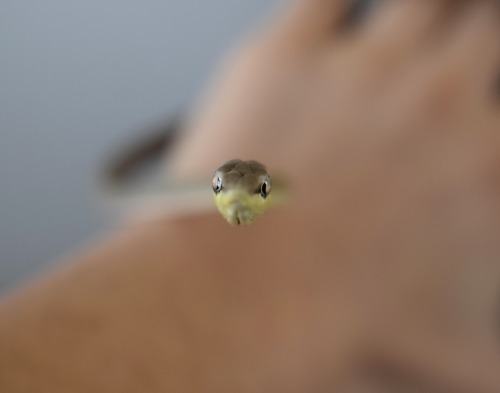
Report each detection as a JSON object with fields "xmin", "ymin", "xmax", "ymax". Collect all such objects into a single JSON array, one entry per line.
[{"xmin": 100, "ymin": 125, "xmax": 282, "ymax": 224}]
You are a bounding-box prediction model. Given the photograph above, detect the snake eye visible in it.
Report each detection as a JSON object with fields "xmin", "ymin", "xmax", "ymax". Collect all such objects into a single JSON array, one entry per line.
[
  {"xmin": 260, "ymin": 177, "xmax": 271, "ymax": 199},
  {"xmin": 212, "ymin": 175, "xmax": 222, "ymax": 193}
]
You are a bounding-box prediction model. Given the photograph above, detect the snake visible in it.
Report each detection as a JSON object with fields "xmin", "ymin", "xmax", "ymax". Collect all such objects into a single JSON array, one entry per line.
[
  {"xmin": 211, "ymin": 159, "xmax": 273, "ymax": 225},
  {"xmin": 99, "ymin": 121, "xmax": 284, "ymax": 225}
]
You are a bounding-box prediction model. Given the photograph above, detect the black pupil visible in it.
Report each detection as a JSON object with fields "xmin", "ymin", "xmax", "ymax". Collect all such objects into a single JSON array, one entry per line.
[{"xmin": 261, "ymin": 182, "xmax": 268, "ymax": 196}]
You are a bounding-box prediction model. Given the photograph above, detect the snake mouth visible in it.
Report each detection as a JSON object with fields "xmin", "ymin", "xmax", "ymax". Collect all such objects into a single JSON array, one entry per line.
[
  {"xmin": 228, "ymin": 207, "xmax": 244, "ymax": 226},
  {"xmin": 215, "ymin": 189, "xmax": 261, "ymax": 226},
  {"xmin": 226, "ymin": 203, "xmax": 252, "ymax": 226}
]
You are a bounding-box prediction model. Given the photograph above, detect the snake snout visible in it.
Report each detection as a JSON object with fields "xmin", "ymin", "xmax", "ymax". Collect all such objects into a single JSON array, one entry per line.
[{"xmin": 226, "ymin": 201, "xmax": 252, "ymax": 226}]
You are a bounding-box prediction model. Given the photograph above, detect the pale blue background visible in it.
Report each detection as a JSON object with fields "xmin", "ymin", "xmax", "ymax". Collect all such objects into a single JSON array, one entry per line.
[{"xmin": 0, "ymin": 0, "xmax": 272, "ymax": 291}]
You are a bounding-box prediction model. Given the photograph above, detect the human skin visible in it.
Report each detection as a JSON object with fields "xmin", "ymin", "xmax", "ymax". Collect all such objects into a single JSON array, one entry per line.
[{"xmin": 1, "ymin": 1, "xmax": 500, "ymax": 392}]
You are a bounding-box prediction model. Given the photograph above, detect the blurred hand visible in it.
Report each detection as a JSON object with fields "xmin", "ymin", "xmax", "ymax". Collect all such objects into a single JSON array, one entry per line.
[
  {"xmin": 172, "ymin": 1, "xmax": 500, "ymax": 391},
  {"xmin": 2, "ymin": 2, "xmax": 498, "ymax": 393}
]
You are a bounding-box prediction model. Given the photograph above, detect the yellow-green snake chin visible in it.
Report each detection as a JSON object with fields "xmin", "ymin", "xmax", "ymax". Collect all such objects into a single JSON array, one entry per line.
[{"xmin": 214, "ymin": 189, "xmax": 270, "ymax": 226}]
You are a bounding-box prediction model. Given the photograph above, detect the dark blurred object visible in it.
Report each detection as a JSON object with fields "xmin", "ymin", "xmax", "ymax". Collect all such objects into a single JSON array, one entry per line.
[
  {"xmin": 341, "ymin": 0, "xmax": 378, "ymax": 29},
  {"xmin": 103, "ymin": 117, "xmax": 183, "ymax": 190}
]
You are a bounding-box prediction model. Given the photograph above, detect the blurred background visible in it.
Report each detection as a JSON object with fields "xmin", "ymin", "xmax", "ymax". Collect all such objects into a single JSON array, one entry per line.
[{"xmin": 0, "ymin": 0, "xmax": 272, "ymax": 291}]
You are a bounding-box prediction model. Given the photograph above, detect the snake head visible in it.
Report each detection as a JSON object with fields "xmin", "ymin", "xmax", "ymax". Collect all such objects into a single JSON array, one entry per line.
[{"xmin": 212, "ymin": 159, "xmax": 272, "ymax": 225}]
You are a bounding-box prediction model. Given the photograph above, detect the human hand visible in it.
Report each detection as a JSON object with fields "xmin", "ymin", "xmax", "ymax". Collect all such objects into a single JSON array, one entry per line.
[{"xmin": 172, "ymin": 1, "xmax": 500, "ymax": 391}]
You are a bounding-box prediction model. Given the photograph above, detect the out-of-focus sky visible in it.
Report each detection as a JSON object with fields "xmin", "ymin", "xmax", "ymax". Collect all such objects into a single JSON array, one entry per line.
[{"xmin": 0, "ymin": 0, "xmax": 271, "ymax": 291}]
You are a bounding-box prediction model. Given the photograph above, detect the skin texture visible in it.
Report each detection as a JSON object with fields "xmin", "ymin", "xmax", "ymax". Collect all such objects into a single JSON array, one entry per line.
[{"xmin": 1, "ymin": 1, "xmax": 500, "ymax": 392}]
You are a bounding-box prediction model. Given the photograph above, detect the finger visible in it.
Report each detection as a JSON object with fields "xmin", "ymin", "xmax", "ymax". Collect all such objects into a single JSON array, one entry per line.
[
  {"xmin": 373, "ymin": 328, "xmax": 500, "ymax": 393},
  {"xmin": 434, "ymin": 2, "xmax": 500, "ymax": 101},
  {"xmin": 352, "ymin": 1, "xmax": 449, "ymax": 72},
  {"xmin": 277, "ymin": 0, "xmax": 352, "ymax": 44}
]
